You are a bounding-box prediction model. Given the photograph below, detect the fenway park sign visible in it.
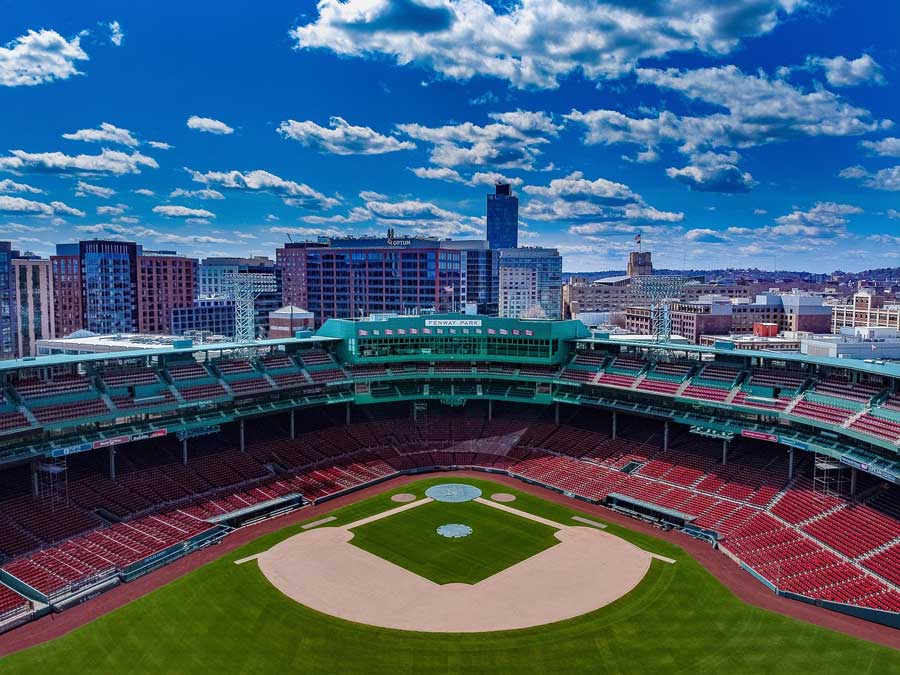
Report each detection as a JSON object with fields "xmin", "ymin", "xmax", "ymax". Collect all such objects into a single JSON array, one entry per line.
[{"xmin": 424, "ymin": 319, "xmax": 483, "ymax": 327}]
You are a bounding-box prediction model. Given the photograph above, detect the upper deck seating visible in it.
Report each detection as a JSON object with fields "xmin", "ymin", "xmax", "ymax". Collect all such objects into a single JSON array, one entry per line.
[
  {"xmin": 30, "ymin": 398, "xmax": 110, "ymax": 425},
  {"xmin": 572, "ymin": 351, "xmax": 607, "ymax": 367},
  {"xmin": 748, "ymin": 368, "xmax": 806, "ymax": 391},
  {"xmin": 697, "ymin": 364, "xmax": 741, "ymax": 385},
  {"xmin": 15, "ymin": 375, "xmax": 91, "ymax": 400},
  {"xmin": 100, "ymin": 368, "xmax": 159, "ymax": 389},
  {"xmin": 813, "ymin": 376, "xmax": 881, "ymax": 404},
  {"xmin": 298, "ymin": 349, "xmax": 337, "ymax": 367},
  {"xmin": 167, "ymin": 363, "xmax": 210, "ymax": 381},
  {"xmin": 215, "ymin": 359, "xmax": 256, "ymax": 375}
]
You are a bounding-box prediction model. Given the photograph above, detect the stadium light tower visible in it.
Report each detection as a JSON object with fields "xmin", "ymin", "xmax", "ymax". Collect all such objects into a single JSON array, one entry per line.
[
  {"xmin": 630, "ymin": 275, "xmax": 688, "ymax": 345},
  {"xmin": 225, "ymin": 272, "xmax": 277, "ymax": 343}
]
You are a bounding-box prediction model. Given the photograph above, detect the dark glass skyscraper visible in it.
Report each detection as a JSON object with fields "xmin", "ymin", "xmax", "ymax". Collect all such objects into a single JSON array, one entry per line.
[{"xmin": 486, "ymin": 183, "xmax": 518, "ymax": 250}]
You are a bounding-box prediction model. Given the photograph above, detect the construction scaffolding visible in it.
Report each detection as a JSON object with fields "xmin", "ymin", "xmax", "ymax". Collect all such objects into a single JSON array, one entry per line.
[
  {"xmin": 630, "ymin": 275, "xmax": 688, "ymax": 345},
  {"xmin": 813, "ymin": 454, "xmax": 851, "ymax": 497},
  {"xmin": 224, "ymin": 272, "xmax": 277, "ymax": 343},
  {"xmin": 37, "ymin": 457, "xmax": 68, "ymax": 505}
]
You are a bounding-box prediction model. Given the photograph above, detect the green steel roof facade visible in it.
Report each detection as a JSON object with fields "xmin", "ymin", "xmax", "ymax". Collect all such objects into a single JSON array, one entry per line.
[{"xmin": 0, "ymin": 335, "xmax": 338, "ymax": 375}]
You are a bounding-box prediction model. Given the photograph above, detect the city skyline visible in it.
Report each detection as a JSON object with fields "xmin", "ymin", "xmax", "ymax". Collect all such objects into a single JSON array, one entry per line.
[{"xmin": 1, "ymin": 2, "xmax": 899, "ymax": 272}]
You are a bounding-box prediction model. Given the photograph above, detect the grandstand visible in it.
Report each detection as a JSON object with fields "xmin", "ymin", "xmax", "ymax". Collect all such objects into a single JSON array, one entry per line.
[{"xmin": 1, "ymin": 315, "xmax": 900, "ymax": 634}]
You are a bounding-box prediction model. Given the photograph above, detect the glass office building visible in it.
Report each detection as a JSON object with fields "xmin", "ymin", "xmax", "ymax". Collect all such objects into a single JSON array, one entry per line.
[
  {"xmin": 486, "ymin": 183, "xmax": 519, "ymax": 250},
  {"xmin": 278, "ymin": 236, "xmax": 465, "ymax": 326},
  {"xmin": 498, "ymin": 247, "xmax": 563, "ymax": 319},
  {"xmin": 79, "ymin": 241, "xmax": 141, "ymax": 334}
]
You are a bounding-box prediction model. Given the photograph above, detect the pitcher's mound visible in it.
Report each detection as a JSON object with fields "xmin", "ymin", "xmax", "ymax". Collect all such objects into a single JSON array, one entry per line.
[{"xmin": 391, "ymin": 493, "xmax": 416, "ymax": 503}]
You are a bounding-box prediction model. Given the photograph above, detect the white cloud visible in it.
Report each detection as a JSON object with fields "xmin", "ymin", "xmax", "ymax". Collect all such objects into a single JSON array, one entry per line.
[
  {"xmin": 521, "ymin": 171, "xmax": 682, "ymax": 235},
  {"xmin": 567, "ymin": 64, "xmax": 887, "ymax": 171},
  {"xmin": 75, "ymin": 181, "xmax": 116, "ymax": 198},
  {"xmin": 0, "ymin": 148, "xmax": 158, "ymax": 175},
  {"xmin": 63, "ymin": 122, "xmax": 138, "ymax": 147},
  {"xmin": 75, "ymin": 222, "xmax": 231, "ymax": 245},
  {"xmin": 887, "ymin": 209, "xmax": 900, "ymax": 220},
  {"xmin": 268, "ymin": 225, "xmax": 346, "ymax": 239},
  {"xmin": 278, "ymin": 116, "xmax": 415, "ymax": 154},
  {"xmin": 468, "ymin": 172, "xmax": 523, "ymax": 188},
  {"xmin": 411, "ymin": 166, "xmax": 464, "ymax": 182},
  {"xmin": 170, "ymin": 188, "xmax": 225, "ymax": 200},
  {"xmin": 0, "ymin": 179, "xmax": 41, "ymax": 194},
  {"xmin": 109, "ymin": 21, "xmax": 124, "ymax": 47},
  {"xmin": 97, "ymin": 204, "xmax": 127, "ymax": 216},
  {"xmin": 301, "ymin": 207, "xmax": 371, "ymax": 225},
  {"xmin": 186, "ymin": 168, "xmax": 338, "ymax": 210},
  {"xmin": 524, "ymin": 171, "xmax": 639, "ymax": 204},
  {"xmin": 398, "ymin": 110, "xmax": 560, "ymax": 169},
  {"xmin": 666, "ymin": 152, "xmax": 758, "ymax": 193},
  {"xmin": 49, "ymin": 201, "xmax": 85, "ymax": 217},
  {"xmin": 754, "ymin": 209, "xmax": 767, "ymax": 215},
  {"xmin": 152, "ymin": 205, "xmax": 216, "ymax": 219},
  {"xmin": 410, "ymin": 166, "xmax": 523, "ymax": 187},
  {"xmin": 0, "ymin": 29, "xmax": 88, "ymax": 87},
  {"xmin": 186, "ymin": 115, "xmax": 234, "ymax": 135},
  {"xmin": 148, "ymin": 141, "xmax": 172, "ymax": 150},
  {"xmin": 292, "ymin": 0, "xmax": 800, "ymax": 89},
  {"xmin": 772, "ymin": 202, "xmax": 861, "ymax": 237},
  {"xmin": 839, "ymin": 165, "xmax": 900, "ymax": 191},
  {"xmin": 684, "ymin": 228, "xmax": 729, "ymax": 243},
  {"xmin": 0, "ymin": 195, "xmax": 84, "ymax": 216},
  {"xmin": 807, "ymin": 54, "xmax": 884, "ymax": 87},
  {"xmin": 861, "ymin": 137, "xmax": 900, "ymax": 158},
  {"xmin": 133, "ymin": 188, "xmax": 155, "ymax": 196}
]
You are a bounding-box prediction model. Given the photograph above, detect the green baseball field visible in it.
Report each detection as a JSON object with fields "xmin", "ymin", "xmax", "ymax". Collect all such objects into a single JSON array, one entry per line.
[{"xmin": 2, "ymin": 476, "xmax": 897, "ymax": 674}]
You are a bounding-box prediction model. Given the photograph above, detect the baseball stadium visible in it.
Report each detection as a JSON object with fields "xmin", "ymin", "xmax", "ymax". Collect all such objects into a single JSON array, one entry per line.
[{"xmin": 0, "ymin": 314, "xmax": 898, "ymax": 671}]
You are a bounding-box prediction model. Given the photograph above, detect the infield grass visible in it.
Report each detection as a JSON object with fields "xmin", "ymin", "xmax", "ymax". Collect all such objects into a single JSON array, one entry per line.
[
  {"xmin": 2, "ymin": 476, "xmax": 899, "ymax": 675},
  {"xmin": 349, "ymin": 499, "xmax": 559, "ymax": 584}
]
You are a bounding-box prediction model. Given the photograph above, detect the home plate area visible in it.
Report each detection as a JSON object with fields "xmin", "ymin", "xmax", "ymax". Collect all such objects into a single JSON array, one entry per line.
[{"xmin": 256, "ymin": 484, "xmax": 657, "ymax": 633}]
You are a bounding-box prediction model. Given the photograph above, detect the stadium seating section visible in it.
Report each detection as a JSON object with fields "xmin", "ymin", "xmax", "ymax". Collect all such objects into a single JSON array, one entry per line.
[{"xmin": 1, "ymin": 408, "xmax": 898, "ymax": 617}]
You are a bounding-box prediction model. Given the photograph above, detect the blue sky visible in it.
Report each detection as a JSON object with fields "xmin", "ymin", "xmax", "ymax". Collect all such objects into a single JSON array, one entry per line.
[{"xmin": 1, "ymin": 0, "xmax": 899, "ymax": 272}]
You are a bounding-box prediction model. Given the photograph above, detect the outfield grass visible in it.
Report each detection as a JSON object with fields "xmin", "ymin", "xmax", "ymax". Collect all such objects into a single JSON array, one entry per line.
[
  {"xmin": 349, "ymin": 499, "xmax": 559, "ymax": 584},
  {"xmin": 2, "ymin": 477, "xmax": 899, "ymax": 674}
]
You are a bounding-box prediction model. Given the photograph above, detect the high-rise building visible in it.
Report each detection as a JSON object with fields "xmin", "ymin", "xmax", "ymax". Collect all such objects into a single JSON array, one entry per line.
[
  {"xmin": 50, "ymin": 244, "xmax": 83, "ymax": 337},
  {"xmin": 277, "ymin": 235, "xmax": 464, "ymax": 325},
  {"xmin": 52, "ymin": 241, "xmax": 199, "ymax": 338},
  {"xmin": 137, "ymin": 251, "xmax": 198, "ymax": 334},
  {"xmin": 0, "ymin": 242, "xmax": 22, "ymax": 359},
  {"xmin": 486, "ymin": 183, "xmax": 518, "ymax": 250},
  {"xmin": 497, "ymin": 247, "xmax": 562, "ymax": 319},
  {"xmin": 12, "ymin": 258, "xmax": 55, "ymax": 357},
  {"xmin": 438, "ymin": 240, "xmax": 497, "ymax": 315},
  {"xmin": 79, "ymin": 240, "xmax": 142, "ymax": 334}
]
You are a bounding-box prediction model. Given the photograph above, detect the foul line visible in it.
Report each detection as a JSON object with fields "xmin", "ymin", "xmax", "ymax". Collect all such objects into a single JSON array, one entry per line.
[
  {"xmin": 476, "ymin": 497, "xmax": 676, "ymax": 564},
  {"xmin": 474, "ymin": 497, "xmax": 565, "ymax": 529},
  {"xmin": 344, "ymin": 497, "xmax": 433, "ymax": 530},
  {"xmin": 572, "ymin": 516, "xmax": 607, "ymax": 529},
  {"xmin": 302, "ymin": 516, "xmax": 337, "ymax": 530}
]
